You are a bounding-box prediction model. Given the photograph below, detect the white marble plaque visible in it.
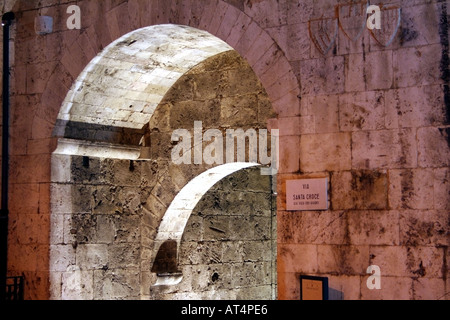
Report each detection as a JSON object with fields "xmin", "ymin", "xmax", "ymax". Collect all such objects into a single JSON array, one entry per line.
[{"xmin": 286, "ymin": 178, "xmax": 328, "ymax": 211}]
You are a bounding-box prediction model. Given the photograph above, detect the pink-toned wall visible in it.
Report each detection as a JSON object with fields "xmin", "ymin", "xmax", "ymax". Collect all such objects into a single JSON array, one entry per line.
[{"xmin": 1, "ymin": 0, "xmax": 448, "ymax": 300}]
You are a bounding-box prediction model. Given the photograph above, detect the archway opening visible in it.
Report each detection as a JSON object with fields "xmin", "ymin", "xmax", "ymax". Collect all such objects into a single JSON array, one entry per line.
[
  {"xmin": 50, "ymin": 24, "xmax": 278, "ymax": 300},
  {"xmin": 151, "ymin": 163, "xmax": 277, "ymax": 300}
]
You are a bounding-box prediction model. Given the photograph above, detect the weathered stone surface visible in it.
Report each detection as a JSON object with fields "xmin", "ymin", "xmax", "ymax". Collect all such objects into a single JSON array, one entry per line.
[
  {"xmin": 6, "ymin": 0, "xmax": 448, "ymax": 301},
  {"xmin": 388, "ymin": 169, "xmax": 435, "ymax": 210},
  {"xmin": 331, "ymin": 170, "xmax": 388, "ymax": 210},
  {"xmin": 418, "ymin": 127, "xmax": 450, "ymax": 168},
  {"xmin": 339, "ymin": 91, "xmax": 385, "ymax": 131},
  {"xmin": 352, "ymin": 129, "xmax": 418, "ymax": 169},
  {"xmin": 154, "ymin": 166, "xmax": 276, "ymax": 300},
  {"xmin": 300, "ymin": 133, "xmax": 351, "ymax": 172}
]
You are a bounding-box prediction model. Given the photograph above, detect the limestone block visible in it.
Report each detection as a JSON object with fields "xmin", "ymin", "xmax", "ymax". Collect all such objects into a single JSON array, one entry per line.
[
  {"xmin": 71, "ymin": 213, "xmax": 97, "ymax": 244},
  {"xmin": 10, "ymin": 154, "xmax": 51, "ymax": 183},
  {"xmin": 50, "ymin": 214, "xmax": 64, "ymax": 245},
  {"xmin": 236, "ymin": 285, "xmax": 273, "ymax": 300},
  {"xmin": 61, "ymin": 268, "xmax": 94, "ymax": 300},
  {"xmin": 277, "ymin": 244, "xmax": 318, "ymax": 273},
  {"xmin": 300, "ymin": 132, "xmax": 351, "ymax": 172},
  {"xmin": 365, "ymin": 50, "xmax": 393, "ymax": 90},
  {"xmin": 50, "ymin": 183, "xmax": 73, "ymax": 214},
  {"xmin": 179, "ymin": 213, "xmax": 203, "ymax": 242},
  {"xmin": 49, "ymin": 244, "xmax": 75, "ymax": 272},
  {"xmin": 413, "ymin": 278, "xmax": 447, "ymax": 300},
  {"xmin": 301, "ymin": 95, "xmax": 339, "ymax": 133},
  {"xmin": 345, "ymin": 54, "xmax": 366, "ymax": 92},
  {"xmin": 277, "ymin": 211, "xmax": 349, "ymax": 245},
  {"xmin": 216, "ymin": 167, "xmax": 271, "ymax": 193},
  {"xmin": 220, "ymin": 94, "xmax": 259, "ymax": 127},
  {"xmin": 179, "ymin": 241, "xmax": 207, "ymax": 265},
  {"xmin": 258, "ymin": 95, "xmax": 278, "ymax": 125},
  {"xmin": 251, "ymin": 217, "xmax": 272, "ymax": 241},
  {"xmin": 361, "ymin": 276, "xmax": 413, "ymax": 300},
  {"xmin": 368, "ymin": 246, "xmax": 409, "ymax": 277},
  {"xmin": 370, "ymin": 245, "xmax": 444, "ymax": 278},
  {"xmin": 107, "ymin": 243, "xmax": 140, "ymax": 269},
  {"xmin": 277, "ymin": 272, "xmax": 299, "ymax": 300},
  {"xmin": 101, "ymin": 158, "xmax": 142, "ymax": 187},
  {"xmin": 299, "ymin": 56, "xmax": 345, "ymax": 95},
  {"xmin": 93, "ymin": 215, "xmax": 115, "ymax": 244},
  {"xmin": 388, "ymin": 169, "xmax": 434, "ymax": 210},
  {"xmin": 10, "ymin": 183, "xmax": 40, "ymax": 214},
  {"xmin": 331, "ymin": 170, "xmax": 388, "ymax": 210},
  {"xmin": 326, "ymin": 275, "xmax": 362, "ymax": 300},
  {"xmin": 339, "ymin": 91, "xmax": 385, "ymax": 131},
  {"xmin": 399, "ymin": 210, "xmax": 449, "ymax": 246},
  {"xmin": 229, "ymin": 216, "xmax": 259, "ymax": 241},
  {"xmin": 169, "ymin": 99, "xmax": 221, "ymax": 129},
  {"xmin": 71, "ymin": 185, "xmax": 94, "ymax": 213},
  {"xmin": 287, "ymin": 0, "xmax": 313, "ymax": 24},
  {"xmin": 93, "ymin": 268, "xmax": 140, "ymax": 300},
  {"xmin": 279, "ymin": 135, "xmax": 300, "ymax": 173},
  {"xmin": 434, "ymin": 168, "xmax": 450, "ymax": 210},
  {"xmin": 400, "ymin": 3, "xmax": 441, "ymax": 47},
  {"xmin": 76, "ymin": 244, "xmax": 108, "ymax": 270},
  {"xmin": 347, "ymin": 210, "xmax": 400, "ymax": 245},
  {"xmin": 115, "ymin": 214, "xmax": 141, "ymax": 243},
  {"xmin": 26, "ymin": 61, "xmax": 56, "ymax": 94},
  {"xmin": 276, "ymin": 23, "xmax": 310, "ymax": 61},
  {"xmin": 394, "ymin": 44, "xmax": 442, "ymax": 88},
  {"xmin": 203, "ymin": 215, "xmax": 230, "ymax": 241},
  {"xmin": 243, "ymin": 240, "xmax": 273, "ymax": 262},
  {"xmin": 317, "ymin": 245, "xmax": 369, "ymax": 275},
  {"xmin": 385, "ymin": 85, "xmax": 445, "ymax": 129},
  {"xmin": 62, "ymin": 214, "xmax": 75, "ymax": 245},
  {"xmin": 230, "ymin": 262, "xmax": 261, "ymax": 288},
  {"xmin": 418, "ymin": 127, "xmax": 450, "ymax": 168},
  {"xmin": 70, "ymin": 156, "xmax": 102, "ymax": 184},
  {"xmin": 15, "ymin": 213, "xmax": 50, "ymax": 245},
  {"xmin": 352, "ymin": 129, "xmax": 417, "ymax": 169}
]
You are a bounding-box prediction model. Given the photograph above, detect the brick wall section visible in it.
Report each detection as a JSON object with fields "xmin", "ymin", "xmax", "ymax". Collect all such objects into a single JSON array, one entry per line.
[{"xmin": 1, "ymin": 0, "xmax": 448, "ymax": 300}]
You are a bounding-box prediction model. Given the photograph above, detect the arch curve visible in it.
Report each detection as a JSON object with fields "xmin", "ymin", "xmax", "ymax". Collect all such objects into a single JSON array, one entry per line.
[
  {"xmin": 154, "ymin": 162, "xmax": 260, "ymax": 249},
  {"xmin": 54, "ymin": 24, "xmax": 233, "ymax": 147},
  {"xmin": 42, "ymin": 0, "xmax": 300, "ymax": 144}
]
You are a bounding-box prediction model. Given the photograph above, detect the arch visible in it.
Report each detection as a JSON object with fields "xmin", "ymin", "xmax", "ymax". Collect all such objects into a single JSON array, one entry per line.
[
  {"xmin": 41, "ymin": 0, "xmax": 300, "ymax": 142},
  {"xmin": 154, "ymin": 162, "xmax": 260, "ymax": 249},
  {"xmin": 54, "ymin": 24, "xmax": 233, "ymax": 147},
  {"xmin": 49, "ymin": 21, "xmax": 279, "ymax": 299},
  {"xmin": 150, "ymin": 162, "xmax": 260, "ymax": 287}
]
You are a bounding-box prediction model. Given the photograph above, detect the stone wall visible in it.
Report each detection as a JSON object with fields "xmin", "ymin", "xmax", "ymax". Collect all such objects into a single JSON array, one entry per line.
[
  {"xmin": 50, "ymin": 155, "xmax": 158, "ymax": 299},
  {"xmin": 151, "ymin": 167, "xmax": 277, "ymax": 300},
  {"xmin": 48, "ymin": 43, "xmax": 276, "ymax": 299},
  {"xmin": 1, "ymin": 0, "xmax": 448, "ymax": 300},
  {"xmin": 272, "ymin": 0, "xmax": 449, "ymax": 300}
]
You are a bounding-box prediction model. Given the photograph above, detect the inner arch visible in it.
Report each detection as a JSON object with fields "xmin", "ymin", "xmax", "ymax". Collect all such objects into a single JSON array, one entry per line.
[
  {"xmin": 54, "ymin": 24, "xmax": 233, "ymax": 147},
  {"xmin": 154, "ymin": 162, "xmax": 260, "ymax": 248}
]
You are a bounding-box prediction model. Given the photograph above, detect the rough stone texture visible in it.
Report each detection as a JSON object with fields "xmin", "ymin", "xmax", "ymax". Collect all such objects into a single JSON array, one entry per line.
[
  {"xmin": 50, "ymin": 155, "xmax": 156, "ymax": 300},
  {"xmin": 1, "ymin": 0, "xmax": 448, "ymax": 300},
  {"xmin": 48, "ymin": 47, "xmax": 276, "ymax": 300},
  {"xmin": 151, "ymin": 167, "xmax": 276, "ymax": 300}
]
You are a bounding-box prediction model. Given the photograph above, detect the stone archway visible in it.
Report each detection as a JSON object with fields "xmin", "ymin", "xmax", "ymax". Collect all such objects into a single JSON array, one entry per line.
[
  {"xmin": 152, "ymin": 164, "xmax": 277, "ymax": 300},
  {"xmin": 49, "ymin": 24, "xmax": 278, "ymax": 300}
]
